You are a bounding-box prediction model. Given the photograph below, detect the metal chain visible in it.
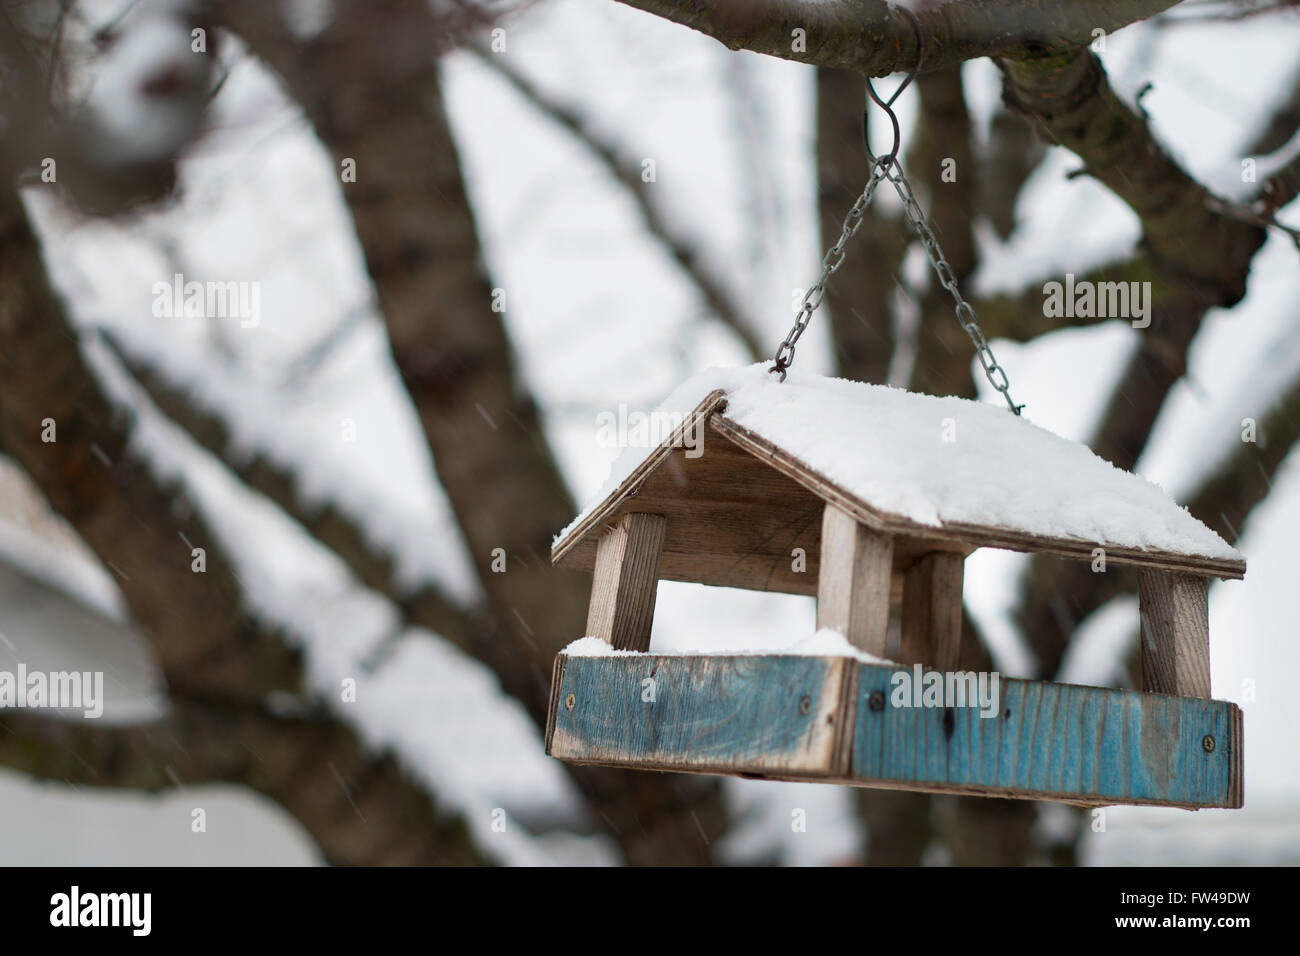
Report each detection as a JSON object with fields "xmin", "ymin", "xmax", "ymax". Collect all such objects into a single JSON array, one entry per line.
[
  {"xmin": 770, "ymin": 161, "xmax": 888, "ymax": 382},
  {"xmin": 769, "ymin": 156, "xmax": 1024, "ymax": 416},
  {"xmin": 882, "ymin": 161, "xmax": 1023, "ymax": 415}
]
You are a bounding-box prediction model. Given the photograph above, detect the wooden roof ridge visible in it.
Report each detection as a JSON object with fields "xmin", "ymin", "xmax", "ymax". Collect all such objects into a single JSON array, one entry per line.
[
  {"xmin": 553, "ymin": 389, "xmax": 1246, "ymax": 580},
  {"xmin": 552, "ymin": 389, "xmax": 729, "ymax": 568}
]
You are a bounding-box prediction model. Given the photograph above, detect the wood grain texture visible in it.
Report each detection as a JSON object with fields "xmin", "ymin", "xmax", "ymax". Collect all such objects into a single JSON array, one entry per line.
[
  {"xmin": 544, "ymin": 653, "xmax": 566, "ymax": 756},
  {"xmin": 1138, "ymin": 570, "xmax": 1212, "ymax": 698},
  {"xmin": 851, "ymin": 664, "xmax": 1240, "ymax": 808},
  {"xmin": 554, "ymin": 413, "xmax": 955, "ymax": 596},
  {"xmin": 553, "ymin": 393, "xmax": 1244, "ymax": 582},
  {"xmin": 1228, "ymin": 704, "xmax": 1245, "ymax": 808},
  {"xmin": 817, "ymin": 505, "xmax": 893, "ymax": 656},
  {"xmin": 898, "ymin": 551, "xmax": 965, "ymax": 670},
  {"xmin": 547, "ymin": 654, "xmax": 849, "ymax": 776},
  {"xmin": 547, "ymin": 654, "xmax": 1243, "ymax": 809},
  {"xmin": 585, "ymin": 513, "xmax": 667, "ymax": 651}
]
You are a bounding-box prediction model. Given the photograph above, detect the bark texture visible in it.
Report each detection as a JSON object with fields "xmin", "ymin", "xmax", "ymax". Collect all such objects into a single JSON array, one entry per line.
[{"xmin": 610, "ymin": 0, "xmax": 1180, "ymax": 76}]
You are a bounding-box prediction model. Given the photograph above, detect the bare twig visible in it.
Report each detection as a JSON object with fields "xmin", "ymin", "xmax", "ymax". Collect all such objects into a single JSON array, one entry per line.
[{"xmin": 467, "ymin": 42, "xmax": 765, "ymax": 359}]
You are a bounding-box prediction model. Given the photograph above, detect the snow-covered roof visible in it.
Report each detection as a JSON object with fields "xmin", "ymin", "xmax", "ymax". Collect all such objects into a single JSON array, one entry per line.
[{"xmin": 554, "ymin": 365, "xmax": 1244, "ymax": 584}]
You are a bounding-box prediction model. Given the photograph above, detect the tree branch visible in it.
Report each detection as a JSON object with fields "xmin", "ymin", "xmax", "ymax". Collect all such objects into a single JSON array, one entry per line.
[
  {"xmin": 0, "ymin": 696, "xmax": 492, "ymax": 865},
  {"xmin": 1260, "ymin": 151, "xmax": 1300, "ymax": 222},
  {"xmin": 468, "ymin": 43, "xmax": 765, "ymax": 360},
  {"xmin": 974, "ymin": 257, "xmax": 1155, "ymax": 341},
  {"xmin": 999, "ymin": 50, "xmax": 1265, "ymax": 295},
  {"xmin": 222, "ymin": 0, "xmax": 729, "ymax": 866},
  {"xmin": 1012, "ymin": 337, "xmax": 1299, "ymax": 685},
  {"xmin": 978, "ymin": 102, "xmax": 1046, "ymax": 240},
  {"xmin": 818, "ymin": 67, "xmax": 906, "ymax": 384},
  {"xmin": 0, "ymin": 188, "xmax": 491, "ymax": 865},
  {"xmin": 608, "ymin": 0, "xmax": 1181, "ymax": 76},
  {"xmin": 999, "ymin": 49, "xmax": 1267, "ymax": 679},
  {"xmin": 1185, "ymin": 368, "xmax": 1300, "ymax": 545},
  {"xmin": 0, "ymin": 191, "xmax": 300, "ymax": 698},
  {"xmin": 1246, "ymin": 58, "xmax": 1300, "ymax": 156},
  {"xmin": 0, "ymin": 0, "xmax": 213, "ymax": 213},
  {"xmin": 96, "ymin": 330, "xmax": 480, "ymax": 656}
]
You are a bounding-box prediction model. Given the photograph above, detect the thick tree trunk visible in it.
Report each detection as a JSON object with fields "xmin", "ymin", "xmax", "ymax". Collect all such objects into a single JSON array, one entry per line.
[{"xmin": 226, "ymin": 0, "xmax": 727, "ymax": 865}]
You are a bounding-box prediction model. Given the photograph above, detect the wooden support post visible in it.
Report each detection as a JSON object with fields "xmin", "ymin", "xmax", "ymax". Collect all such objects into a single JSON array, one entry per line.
[
  {"xmin": 816, "ymin": 505, "xmax": 893, "ymax": 657},
  {"xmin": 586, "ymin": 513, "xmax": 667, "ymax": 651},
  {"xmin": 899, "ymin": 552, "xmax": 965, "ymax": 670},
  {"xmin": 1138, "ymin": 570, "xmax": 1212, "ymax": 698}
]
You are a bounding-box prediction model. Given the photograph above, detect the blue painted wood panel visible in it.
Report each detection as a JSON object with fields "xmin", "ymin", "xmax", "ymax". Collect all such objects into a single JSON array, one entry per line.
[
  {"xmin": 851, "ymin": 664, "xmax": 1241, "ymax": 808},
  {"xmin": 548, "ymin": 654, "xmax": 847, "ymax": 776},
  {"xmin": 546, "ymin": 653, "xmax": 1243, "ymax": 808}
]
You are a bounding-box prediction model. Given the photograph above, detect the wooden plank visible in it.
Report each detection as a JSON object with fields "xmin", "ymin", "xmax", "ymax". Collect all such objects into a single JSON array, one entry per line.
[
  {"xmin": 817, "ymin": 505, "xmax": 893, "ymax": 656},
  {"xmin": 851, "ymin": 663, "xmax": 1241, "ymax": 809},
  {"xmin": 556, "ymin": 435, "xmax": 954, "ymax": 595},
  {"xmin": 585, "ymin": 513, "xmax": 667, "ymax": 651},
  {"xmin": 596, "ymin": 433, "xmax": 827, "ymax": 595},
  {"xmin": 547, "ymin": 653, "xmax": 850, "ymax": 776},
  {"xmin": 898, "ymin": 551, "xmax": 965, "ymax": 670},
  {"xmin": 1228, "ymin": 704, "xmax": 1245, "ymax": 808},
  {"xmin": 543, "ymin": 653, "xmax": 566, "ymax": 756},
  {"xmin": 547, "ymin": 654, "xmax": 1243, "ymax": 809},
  {"xmin": 1138, "ymin": 570, "xmax": 1212, "ymax": 698},
  {"xmin": 552, "ymin": 390, "xmax": 728, "ymax": 565}
]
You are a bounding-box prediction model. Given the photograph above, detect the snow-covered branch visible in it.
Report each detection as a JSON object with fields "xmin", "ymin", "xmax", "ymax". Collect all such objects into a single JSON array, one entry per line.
[
  {"xmin": 98, "ymin": 331, "xmax": 481, "ymax": 656},
  {"xmin": 0, "ymin": 188, "xmax": 492, "ymax": 866},
  {"xmin": 0, "ymin": 697, "xmax": 493, "ymax": 865},
  {"xmin": 220, "ymin": 0, "xmax": 731, "ymax": 866}
]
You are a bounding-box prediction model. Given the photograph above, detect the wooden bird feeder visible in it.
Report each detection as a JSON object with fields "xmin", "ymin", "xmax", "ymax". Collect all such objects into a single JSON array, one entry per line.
[{"xmin": 545, "ymin": 373, "xmax": 1246, "ymax": 809}]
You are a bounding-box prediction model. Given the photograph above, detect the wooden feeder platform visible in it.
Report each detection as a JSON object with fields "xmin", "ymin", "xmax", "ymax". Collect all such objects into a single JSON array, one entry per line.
[{"xmin": 546, "ymin": 378, "xmax": 1246, "ymax": 809}]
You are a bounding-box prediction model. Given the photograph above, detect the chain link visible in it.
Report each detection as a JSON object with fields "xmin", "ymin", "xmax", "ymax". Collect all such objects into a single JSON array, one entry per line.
[
  {"xmin": 770, "ymin": 158, "xmax": 1023, "ymax": 416},
  {"xmin": 883, "ymin": 161, "xmax": 1022, "ymax": 415},
  {"xmin": 770, "ymin": 162, "xmax": 888, "ymax": 381}
]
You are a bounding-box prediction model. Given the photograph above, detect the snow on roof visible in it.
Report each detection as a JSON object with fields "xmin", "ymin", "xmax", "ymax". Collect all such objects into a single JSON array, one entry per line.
[{"xmin": 558, "ymin": 363, "xmax": 1241, "ymax": 565}]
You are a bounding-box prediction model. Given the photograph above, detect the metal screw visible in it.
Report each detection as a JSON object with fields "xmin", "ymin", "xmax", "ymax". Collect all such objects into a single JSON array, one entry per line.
[
  {"xmin": 798, "ymin": 695, "xmax": 812, "ymax": 715},
  {"xmin": 1202, "ymin": 734, "xmax": 1215, "ymax": 753},
  {"xmin": 869, "ymin": 691, "xmax": 885, "ymax": 712},
  {"xmin": 564, "ymin": 693, "xmax": 575, "ymax": 711}
]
